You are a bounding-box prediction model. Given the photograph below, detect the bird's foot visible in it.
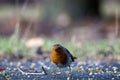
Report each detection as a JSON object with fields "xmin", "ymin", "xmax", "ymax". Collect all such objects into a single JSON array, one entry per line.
[
  {"xmin": 66, "ymin": 71, "xmax": 72, "ymax": 80},
  {"xmin": 52, "ymin": 71, "xmax": 61, "ymax": 75},
  {"xmin": 67, "ymin": 73, "xmax": 72, "ymax": 80},
  {"xmin": 52, "ymin": 71, "xmax": 61, "ymax": 78}
]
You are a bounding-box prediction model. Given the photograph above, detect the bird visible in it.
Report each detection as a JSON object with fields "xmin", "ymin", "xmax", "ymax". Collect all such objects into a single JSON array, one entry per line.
[{"xmin": 51, "ymin": 44, "xmax": 77, "ymax": 75}]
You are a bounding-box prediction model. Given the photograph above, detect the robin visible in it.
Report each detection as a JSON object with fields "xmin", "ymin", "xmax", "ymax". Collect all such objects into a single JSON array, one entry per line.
[{"xmin": 51, "ymin": 44, "xmax": 77, "ymax": 75}]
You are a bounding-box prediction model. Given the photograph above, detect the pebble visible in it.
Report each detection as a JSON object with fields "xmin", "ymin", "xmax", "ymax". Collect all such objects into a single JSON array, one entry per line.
[
  {"xmin": 0, "ymin": 61, "xmax": 120, "ymax": 80},
  {"xmin": 30, "ymin": 63, "xmax": 36, "ymax": 68}
]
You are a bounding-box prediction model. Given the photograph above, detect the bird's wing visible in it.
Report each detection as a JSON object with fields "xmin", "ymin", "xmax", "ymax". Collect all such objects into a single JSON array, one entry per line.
[{"xmin": 64, "ymin": 48, "xmax": 76, "ymax": 62}]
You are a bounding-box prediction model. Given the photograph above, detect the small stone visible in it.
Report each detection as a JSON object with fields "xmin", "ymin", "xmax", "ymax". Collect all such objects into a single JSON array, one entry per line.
[
  {"xmin": 89, "ymin": 72, "xmax": 93, "ymax": 76},
  {"xmin": 30, "ymin": 63, "xmax": 36, "ymax": 68},
  {"xmin": 13, "ymin": 68, "xmax": 17, "ymax": 71},
  {"xmin": 27, "ymin": 75, "xmax": 30, "ymax": 78},
  {"xmin": 17, "ymin": 62, "xmax": 21, "ymax": 66}
]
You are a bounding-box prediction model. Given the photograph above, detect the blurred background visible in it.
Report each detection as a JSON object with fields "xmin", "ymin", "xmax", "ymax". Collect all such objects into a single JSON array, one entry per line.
[{"xmin": 0, "ymin": 0, "xmax": 120, "ymax": 62}]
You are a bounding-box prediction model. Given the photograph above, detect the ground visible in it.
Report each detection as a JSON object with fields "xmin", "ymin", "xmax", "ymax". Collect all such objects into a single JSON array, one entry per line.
[{"xmin": 0, "ymin": 58, "xmax": 120, "ymax": 80}]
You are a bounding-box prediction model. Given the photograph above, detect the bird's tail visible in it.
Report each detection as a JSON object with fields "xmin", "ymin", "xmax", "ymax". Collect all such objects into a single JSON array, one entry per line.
[{"xmin": 73, "ymin": 57, "xmax": 77, "ymax": 59}]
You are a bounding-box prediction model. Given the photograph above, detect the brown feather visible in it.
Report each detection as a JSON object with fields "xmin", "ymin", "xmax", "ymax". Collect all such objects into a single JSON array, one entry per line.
[{"xmin": 51, "ymin": 47, "xmax": 67, "ymax": 65}]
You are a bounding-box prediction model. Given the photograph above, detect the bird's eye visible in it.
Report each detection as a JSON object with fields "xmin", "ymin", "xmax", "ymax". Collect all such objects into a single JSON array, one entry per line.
[
  {"xmin": 55, "ymin": 47, "xmax": 61, "ymax": 52},
  {"xmin": 57, "ymin": 47, "xmax": 61, "ymax": 49}
]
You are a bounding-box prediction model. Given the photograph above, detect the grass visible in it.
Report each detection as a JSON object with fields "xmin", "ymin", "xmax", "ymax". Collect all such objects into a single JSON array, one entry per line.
[
  {"xmin": 42, "ymin": 39, "xmax": 80, "ymax": 56},
  {"xmin": 0, "ymin": 71, "xmax": 10, "ymax": 80},
  {"xmin": 0, "ymin": 36, "xmax": 120, "ymax": 59},
  {"xmin": 42, "ymin": 39, "xmax": 120, "ymax": 58},
  {"xmin": 0, "ymin": 37, "xmax": 29, "ymax": 56}
]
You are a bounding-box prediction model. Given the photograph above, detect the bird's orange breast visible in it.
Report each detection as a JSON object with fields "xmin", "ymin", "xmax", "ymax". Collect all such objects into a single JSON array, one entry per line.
[{"xmin": 51, "ymin": 49, "xmax": 67, "ymax": 65}]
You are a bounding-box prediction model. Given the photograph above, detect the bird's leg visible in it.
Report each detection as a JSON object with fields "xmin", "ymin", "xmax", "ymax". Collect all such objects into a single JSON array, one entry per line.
[
  {"xmin": 67, "ymin": 65, "xmax": 72, "ymax": 80},
  {"xmin": 68, "ymin": 65, "xmax": 71, "ymax": 75},
  {"xmin": 52, "ymin": 67, "xmax": 61, "ymax": 77},
  {"xmin": 56, "ymin": 67, "xmax": 61, "ymax": 74}
]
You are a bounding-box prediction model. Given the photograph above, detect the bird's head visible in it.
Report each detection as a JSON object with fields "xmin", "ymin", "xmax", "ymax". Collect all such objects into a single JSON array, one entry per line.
[{"xmin": 52, "ymin": 44, "xmax": 63, "ymax": 53}]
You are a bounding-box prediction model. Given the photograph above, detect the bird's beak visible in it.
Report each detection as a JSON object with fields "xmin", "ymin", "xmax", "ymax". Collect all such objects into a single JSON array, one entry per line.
[{"xmin": 53, "ymin": 46, "xmax": 59, "ymax": 50}]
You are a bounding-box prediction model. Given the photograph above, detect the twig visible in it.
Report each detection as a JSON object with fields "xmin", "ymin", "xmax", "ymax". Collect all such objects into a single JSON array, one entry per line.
[
  {"xmin": 41, "ymin": 66, "xmax": 47, "ymax": 75},
  {"xmin": 17, "ymin": 66, "xmax": 47, "ymax": 75},
  {"xmin": 115, "ymin": 8, "xmax": 119, "ymax": 38},
  {"xmin": 21, "ymin": 0, "xmax": 29, "ymax": 13}
]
